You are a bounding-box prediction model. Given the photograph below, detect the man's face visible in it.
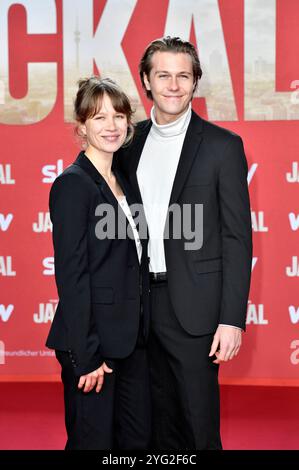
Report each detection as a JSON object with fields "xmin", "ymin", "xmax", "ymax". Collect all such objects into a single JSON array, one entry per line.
[{"xmin": 144, "ymin": 51, "xmax": 195, "ymax": 124}]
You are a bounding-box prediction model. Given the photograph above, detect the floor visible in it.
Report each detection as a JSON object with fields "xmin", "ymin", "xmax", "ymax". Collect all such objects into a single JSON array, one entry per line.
[{"xmin": 0, "ymin": 383, "xmax": 298, "ymax": 450}]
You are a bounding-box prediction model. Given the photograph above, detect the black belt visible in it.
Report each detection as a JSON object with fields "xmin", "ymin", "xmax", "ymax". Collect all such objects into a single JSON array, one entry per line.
[{"xmin": 150, "ymin": 272, "xmax": 167, "ymax": 283}]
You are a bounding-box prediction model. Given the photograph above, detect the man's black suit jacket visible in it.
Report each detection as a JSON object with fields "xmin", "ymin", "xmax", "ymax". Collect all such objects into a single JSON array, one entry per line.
[
  {"xmin": 46, "ymin": 151, "xmax": 149, "ymax": 376},
  {"xmin": 116, "ymin": 110, "xmax": 252, "ymax": 334}
]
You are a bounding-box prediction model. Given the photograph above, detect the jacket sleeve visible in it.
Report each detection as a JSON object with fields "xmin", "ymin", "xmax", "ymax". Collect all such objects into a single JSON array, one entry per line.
[
  {"xmin": 218, "ymin": 136, "xmax": 253, "ymax": 330},
  {"xmin": 50, "ymin": 173, "xmax": 103, "ymax": 375}
]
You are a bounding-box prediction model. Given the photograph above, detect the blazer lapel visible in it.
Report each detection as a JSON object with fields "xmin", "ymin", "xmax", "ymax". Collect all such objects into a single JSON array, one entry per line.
[
  {"xmin": 128, "ymin": 120, "xmax": 152, "ymax": 204},
  {"xmin": 73, "ymin": 151, "xmax": 119, "ymax": 211},
  {"xmin": 113, "ymin": 168, "xmax": 134, "ymax": 206},
  {"xmin": 114, "ymin": 166, "xmax": 148, "ymax": 254},
  {"xmin": 168, "ymin": 111, "xmax": 203, "ymax": 206}
]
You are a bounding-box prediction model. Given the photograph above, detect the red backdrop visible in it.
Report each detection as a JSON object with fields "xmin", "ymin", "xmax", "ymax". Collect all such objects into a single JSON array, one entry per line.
[{"xmin": 0, "ymin": 0, "xmax": 298, "ymax": 384}]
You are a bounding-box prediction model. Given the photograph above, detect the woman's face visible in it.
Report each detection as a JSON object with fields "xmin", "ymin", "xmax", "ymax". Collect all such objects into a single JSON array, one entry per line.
[{"xmin": 81, "ymin": 93, "xmax": 128, "ymax": 156}]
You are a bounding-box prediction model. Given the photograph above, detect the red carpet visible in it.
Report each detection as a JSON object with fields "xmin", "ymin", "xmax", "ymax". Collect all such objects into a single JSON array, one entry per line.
[{"xmin": 0, "ymin": 383, "xmax": 298, "ymax": 450}]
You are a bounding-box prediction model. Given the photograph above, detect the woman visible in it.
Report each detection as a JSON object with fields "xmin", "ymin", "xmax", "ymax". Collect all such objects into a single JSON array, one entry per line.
[{"xmin": 46, "ymin": 77, "xmax": 151, "ymax": 450}]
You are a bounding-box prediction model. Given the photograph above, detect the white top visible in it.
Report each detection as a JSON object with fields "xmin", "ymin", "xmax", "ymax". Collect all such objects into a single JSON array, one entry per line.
[
  {"xmin": 118, "ymin": 196, "xmax": 142, "ymax": 263},
  {"xmin": 137, "ymin": 104, "xmax": 192, "ymax": 273}
]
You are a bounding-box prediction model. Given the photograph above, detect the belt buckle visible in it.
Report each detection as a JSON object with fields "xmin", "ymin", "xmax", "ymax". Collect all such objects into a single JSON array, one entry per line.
[{"xmin": 150, "ymin": 272, "xmax": 167, "ymax": 282}]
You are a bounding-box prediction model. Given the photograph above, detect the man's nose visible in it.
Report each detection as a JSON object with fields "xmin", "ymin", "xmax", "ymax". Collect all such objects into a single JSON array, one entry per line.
[{"xmin": 168, "ymin": 77, "xmax": 179, "ymax": 90}]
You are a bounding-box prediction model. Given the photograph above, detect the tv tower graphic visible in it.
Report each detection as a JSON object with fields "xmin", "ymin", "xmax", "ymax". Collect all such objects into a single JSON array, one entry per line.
[{"xmin": 74, "ymin": 17, "xmax": 80, "ymax": 71}]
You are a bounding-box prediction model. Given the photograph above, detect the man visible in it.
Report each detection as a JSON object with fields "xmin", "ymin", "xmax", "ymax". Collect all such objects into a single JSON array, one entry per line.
[{"xmin": 117, "ymin": 36, "xmax": 252, "ymax": 450}]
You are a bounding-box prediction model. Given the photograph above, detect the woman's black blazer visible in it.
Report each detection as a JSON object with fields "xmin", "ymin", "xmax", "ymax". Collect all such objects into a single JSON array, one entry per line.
[{"xmin": 46, "ymin": 151, "xmax": 149, "ymax": 376}]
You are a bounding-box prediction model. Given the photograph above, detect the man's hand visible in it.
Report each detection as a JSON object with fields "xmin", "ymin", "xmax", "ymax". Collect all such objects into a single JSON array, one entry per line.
[
  {"xmin": 209, "ymin": 325, "xmax": 242, "ymax": 364},
  {"xmin": 78, "ymin": 362, "xmax": 113, "ymax": 393}
]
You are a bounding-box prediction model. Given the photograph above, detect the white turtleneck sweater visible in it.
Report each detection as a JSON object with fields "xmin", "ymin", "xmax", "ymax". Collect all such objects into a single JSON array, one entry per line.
[{"xmin": 137, "ymin": 104, "xmax": 192, "ymax": 273}]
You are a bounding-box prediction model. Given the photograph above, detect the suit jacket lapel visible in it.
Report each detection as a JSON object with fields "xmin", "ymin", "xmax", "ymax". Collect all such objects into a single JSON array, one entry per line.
[
  {"xmin": 168, "ymin": 111, "xmax": 203, "ymax": 206},
  {"xmin": 73, "ymin": 151, "xmax": 119, "ymax": 211},
  {"xmin": 114, "ymin": 161, "xmax": 148, "ymax": 254},
  {"xmin": 75, "ymin": 152, "xmax": 141, "ymax": 254},
  {"xmin": 116, "ymin": 123, "xmax": 152, "ymax": 254},
  {"xmin": 128, "ymin": 120, "xmax": 152, "ymax": 205},
  {"xmin": 113, "ymin": 168, "xmax": 134, "ymax": 207}
]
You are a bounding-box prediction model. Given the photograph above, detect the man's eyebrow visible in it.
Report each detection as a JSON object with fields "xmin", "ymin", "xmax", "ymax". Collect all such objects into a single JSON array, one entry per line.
[{"xmin": 154, "ymin": 70, "xmax": 193, "ymax": 75}]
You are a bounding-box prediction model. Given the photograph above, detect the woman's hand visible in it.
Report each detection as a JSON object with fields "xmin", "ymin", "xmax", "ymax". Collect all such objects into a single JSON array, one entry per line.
[{"xmin": 78, "ymin": 362, "xmax": 113, "ymax": 393}]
